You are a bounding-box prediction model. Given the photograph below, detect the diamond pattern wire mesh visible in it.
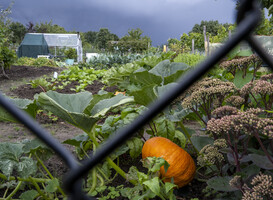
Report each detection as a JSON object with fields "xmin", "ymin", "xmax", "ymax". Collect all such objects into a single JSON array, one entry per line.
[{"xmin": 1, "ymin": 0, "xmax": 273, "ymax": 199}]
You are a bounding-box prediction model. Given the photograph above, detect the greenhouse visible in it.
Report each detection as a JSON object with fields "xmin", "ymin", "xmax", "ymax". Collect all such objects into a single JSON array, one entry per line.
[{"xmin": 17, "ymin": 33, "xmax": 83, "ymax": 62}]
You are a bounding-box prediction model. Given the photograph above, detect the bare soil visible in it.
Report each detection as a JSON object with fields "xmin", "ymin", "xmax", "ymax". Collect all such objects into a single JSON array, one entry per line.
[
  {"xmin": 0, "ymin": 65, "xmax": 118, "ymax": 144},
  {"xmin": 0, "ymin": 65, "xmax": 207, "ymax": 199}
]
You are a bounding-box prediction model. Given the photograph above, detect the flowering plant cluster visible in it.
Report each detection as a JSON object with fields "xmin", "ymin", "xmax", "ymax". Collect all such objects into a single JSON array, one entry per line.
[
  {"xmin": 189, "ymin": 52, "xmax": 273, "ymax": 199},
  {"xmin": 240, "ymin": 74, "xmax": 273, "ymax": 109},
  {"xmin": 199, "ymin": 105, "xmax": 273, "ymax": 198},
  {"xmin": 181, "ymin": 77, "xmax": 236, "ymax": 125},
  {"xmin": 229, "ymin": 173, "xmax": 273, "ymax": 200},
  {"xmin": 220, "ymin": 54, "xmax": 262, "ymax": 78}
]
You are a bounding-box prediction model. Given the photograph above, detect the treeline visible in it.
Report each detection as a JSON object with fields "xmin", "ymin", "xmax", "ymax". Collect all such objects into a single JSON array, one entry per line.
[
  {"xmin": 167, "ymin": 10, "xmax": 273, "ymax": 53},
  {"xmin": 8, "ymin": 19, "xmax": 152, "ymax": 53}
]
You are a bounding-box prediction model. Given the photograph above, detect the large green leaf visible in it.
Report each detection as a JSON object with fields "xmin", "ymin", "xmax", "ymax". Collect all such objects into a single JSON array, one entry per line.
[
  {"xmin": 130, "ymin": 70, "xmax": 162, "ymax": 86},
  {"xmin": 174, "ymin": 130, "xmax": 187, "ymax": 148},
  {"xmin": 248, "ymin": 154, "xmax": 273, "ymax": 169},
  {"xmin": 164, "ymin": 107, "xmax": 191, "ymax": 122},
  {"xmin": 36, "ymin": 91, "xmax": 97, "ymax": 133},
  {"xmin": 0, "ymin": 98, "xmax": 37, "ymax": 122},
  {"xmin": 156, "ymin": 83, "xmax": 177, "ymax": 98},
  {"xmin": 126, "ymin": 137, "xmax": 143, "ymax": 158},
  {"xmin": 63, "ymin": 134, "xmax": 89, "ymax": 147},
  {"xmin": 143, "ymin": 157, "xmax": 169, "ymax": 173},
  {"xmin": 38, "ymin": 91, "xmax": 93, "ymax": 113},
  {"xmin": 0, "ymin": 142, "xmax": 37, "ymax": 178},
  {"xmin": 131, "ymin": 83, "xmax": 178, "ymax": 107},
  {"xmin": 131, "ymin": 84, "xmax": 158, "ymax": 106},
  {"xmin": 88, "ymin": 94, "xmax": 134, "ymax": 118},
  {"xmin": 17, "ymin": 157, "xmax": 37, "ymax": 178},
  {"xmin": 19, "ymin": 190, "xmax": 38, "ymax": 200},
  {"xmin": 191, "ymin": 135, "xmax": 214, "ymax": 151},
  {"xmin": 149, "ymin": 60, "xmax": 190, "ymax": 84},
  {"xmin": 143, "ymin": 177, "xmax": 161, "ymax": 196},
  {"xmin": 207, "ymin": 176, "xmax": 238, "ymax": 192},
  {"xmin": 234, "ymin": 71, "xmax": 253, "ymax": 88},
  {"xmin": 83, "ymin": 92, "xmax": 113, "ymax": 115},
  {"xmin": 22, "ymin": 138, "xmax": 53, "ymax": 159},
  {"xmin": 45, "ymin": 178, "xmax": 60, "ymax": 193},
  {"xmin": 236, "ymin": 49, "xmax": 253, "ymax": 57},
  {"xmin": 154, "ymin": 117, "xmax": 176, "ymax": 141},
  {"xmin": 149, "ymin": 60, "xmax": 171, "ymax": 77}
]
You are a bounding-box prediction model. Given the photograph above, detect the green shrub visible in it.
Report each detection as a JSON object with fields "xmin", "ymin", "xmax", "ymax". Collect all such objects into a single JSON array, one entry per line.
[
  {"xmin": 0, "ymin": 46, "xmax": 16, "ymax": 69},
  {"xmin": 64, "ymin": 48, "xmax": 77, "ymax": 60},
  {"xmin": 174, "ymin": 53, "xmax": 205, "ymax": 66},
  {"xmin": 14, "ymin": 57, "xmax": 58, "ymax": 67}
]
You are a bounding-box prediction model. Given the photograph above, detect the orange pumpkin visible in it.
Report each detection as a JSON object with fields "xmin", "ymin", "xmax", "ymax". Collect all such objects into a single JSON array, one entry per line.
[{"xmin": 142, "ymin": 136, "xmax": 196, "ymax": 187}]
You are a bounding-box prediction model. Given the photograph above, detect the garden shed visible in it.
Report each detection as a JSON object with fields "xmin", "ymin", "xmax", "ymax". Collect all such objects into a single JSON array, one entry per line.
[{"xmin": 18, "ymin": 33, "xmax": 83, "ymax": 62}]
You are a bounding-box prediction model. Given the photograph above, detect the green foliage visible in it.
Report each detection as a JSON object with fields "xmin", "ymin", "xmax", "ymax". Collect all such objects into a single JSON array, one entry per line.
[
  {"xmin": 64, "ymin": 47, "xmax": 77, "ymax": 60},
  {"xmin": 169, "ymin": 20, "xmax": 235, "ymax": 53},
  {"xmin": 86, "ymin": 53, "xmax": 144, "ymax": 70},
  {"xmin": 30, "ymin": 78, "xmax": 55, "ymax": 92},
  {"xmin": 110, "ymin": 28, "xmax": 151, "ymax": 53},
  {"xmin": 118, "ymin": 157, "xmax": 177, "ymax": 200},
  {"xmin": 95, "ymin": 28, "xmax": 119, "ymax": 50},
  {"xmin": 190, "ymin": 20, "xmax": 232, "ymax": 36},
  {"xmin": 84, "ymin": 31, "xmax": 97, "ymax": 44},
  {"xmin": 0, "ymin": 97, "xmax": 38, "ymax": 122},
  {"xmin": 102, "ymin": 51, "xmax": 178, "ymax": 90},
  {"xmin": 34, "ymin": 20, "xmax": 67, "ymax": 33},
  {"xmin": 0, "ymin": 46, "xmax": 16, "ymax": 69},
  {"xmin": 0, "ymin": 3, "xmax": 16, "ymax": 70},
  {"xmin": 108, "ymin": 40, "xmax": 149, "ymax": 53},
  {"xmin": 174, "ymin": 53, "xmax": 205, "ymax": 66},
  {"xmin": 35, "ymin": 91, "xmax": 134, "ymax": 133},
  {"xmin": 9, "ymin": 21, "xmax": 27, "ymax": 45},
  {"xmin": 14, "ymin": 57, "xmax": 58, "ymax": 67},
  {"xmin": 51, "ymin": 66, "xmax": 105, "ymax": 92},
  {"xmin": 0, "ymin": 139, "xmax": 64, "ymax": 199},
  {"xmin": 129, "ymin": 60, "xmax": 191, "ymax": 105},
  {"xmin": 0, "ymin": 142, "xmax": 37, "ymax": 178}
]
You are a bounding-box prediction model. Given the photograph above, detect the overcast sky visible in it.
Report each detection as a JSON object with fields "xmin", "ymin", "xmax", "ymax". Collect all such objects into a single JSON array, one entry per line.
[{"xmin": 2, "ymin": 0, "xmax": 236, "ymax": 46}]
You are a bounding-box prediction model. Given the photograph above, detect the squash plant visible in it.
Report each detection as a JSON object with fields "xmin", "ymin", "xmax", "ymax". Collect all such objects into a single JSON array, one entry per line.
[
  {"xmin": 119, "ymin": 157, "xmax": 178, "ymax": 200},
  {"xmin": 34, "ymin": 91, "xmax": 142, "ymax": 191},
  {"xmin": 0, "ymin": 139, "xmax": 66, "ymax": 199}
]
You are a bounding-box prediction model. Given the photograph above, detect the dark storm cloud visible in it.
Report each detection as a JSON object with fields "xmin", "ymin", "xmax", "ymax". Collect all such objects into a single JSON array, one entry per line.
[{"xmin": 2, "ymin": 0, "xmax": 236, "ymax": 45}]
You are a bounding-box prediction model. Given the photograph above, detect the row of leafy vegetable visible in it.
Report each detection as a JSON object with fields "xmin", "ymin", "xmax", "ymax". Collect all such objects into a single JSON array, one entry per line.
[{"xmin": 1, "ymin": 48, "xmax": 273, "ymax": 199}]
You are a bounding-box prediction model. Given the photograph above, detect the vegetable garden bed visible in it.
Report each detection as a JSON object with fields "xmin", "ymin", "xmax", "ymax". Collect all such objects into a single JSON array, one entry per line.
[{"xmin": 1, "ymin": 47, "xmax": 273, "ymax": 200}]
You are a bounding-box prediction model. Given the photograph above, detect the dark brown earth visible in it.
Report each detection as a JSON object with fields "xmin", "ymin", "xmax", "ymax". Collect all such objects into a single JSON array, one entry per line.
[{"xmin": 0, "ymin": 65, "xmax": 208, "ymax": 200}]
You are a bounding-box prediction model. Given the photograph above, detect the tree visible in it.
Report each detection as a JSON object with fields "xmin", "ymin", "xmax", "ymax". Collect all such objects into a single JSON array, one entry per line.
[
  {"xmin": 190, "ymin": 20, "xmax": 233, "ymax": 37},
  {"xmin": 115, "ymin": 28, "xmax": 151, "ymax": 53},
  {"xmin": 254, "ymin": 10, "xmax": 273, "ymax": 35},
  {"xmin": 34, "ymin": 20, "xmax": 67, "ymax": 33},
  {"xmin": 84, "ymin": 31, "xmax": 98, "ymax": 44},
  {"xmin": 0, "ymin": 3, "xmax": 16, "ymax": 78},
  {"xmin": 95, "ymin": 28, "xmax": 119, "ymax": 50},
  {"xmin": 121, "ymin": 28, "xmax": 143, "ymax": 41},
  {"xmin": 9, "ymin": 21, "xmax": 27, "ymax": 45}
]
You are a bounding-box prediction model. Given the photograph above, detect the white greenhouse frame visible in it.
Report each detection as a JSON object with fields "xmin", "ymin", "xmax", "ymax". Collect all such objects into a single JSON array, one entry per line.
[{"xmin": 30, "ymin": 33, "xmax": 83, "ymax": 62}]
